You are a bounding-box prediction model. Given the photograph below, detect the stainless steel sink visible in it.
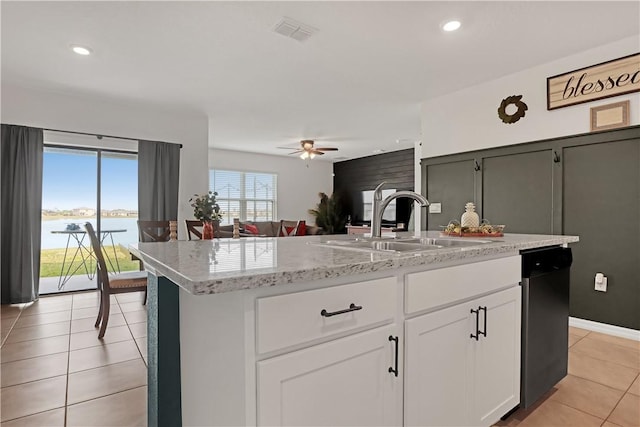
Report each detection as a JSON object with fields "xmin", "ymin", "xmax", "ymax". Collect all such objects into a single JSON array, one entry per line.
[
  {"xmin": 395, "ymin": 237, "xmax": 495, "ymax": 247},
  {"xmin": 318, "ymin": 239, "xmax": 443, "ymax": 253},
  {"xmin": 366, "ymin": 240, "xmax": 443, "ymax": 252},
  {"xmin": 313, "ymin": 236, "xmax": 497, "ymax": 253}
]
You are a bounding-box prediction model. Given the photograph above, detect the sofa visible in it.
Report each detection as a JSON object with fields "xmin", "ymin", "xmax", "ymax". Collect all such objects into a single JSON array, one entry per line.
[{"xmin": 217, "ymin": 220, "xmax": 322, "ymax": 238}]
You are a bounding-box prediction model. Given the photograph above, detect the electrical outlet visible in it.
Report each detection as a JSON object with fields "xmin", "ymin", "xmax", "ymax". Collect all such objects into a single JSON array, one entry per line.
[
  {"xmin": 429, "ymin": 203, "xmax": 442, "ymax": 214},
  {"xmin": 594, "ymin": 274, "xmax": 607, "ymax": 292}
]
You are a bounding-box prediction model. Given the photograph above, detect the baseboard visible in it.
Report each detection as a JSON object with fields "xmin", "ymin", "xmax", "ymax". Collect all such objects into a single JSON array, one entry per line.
[{"xmin": 569, "ymin": 317, "xmax": 640, "ymax": 341}]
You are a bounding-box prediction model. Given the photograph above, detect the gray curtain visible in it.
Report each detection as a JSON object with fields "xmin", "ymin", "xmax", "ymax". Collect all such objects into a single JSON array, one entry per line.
[
  {"xmin": 1, "ymin": 125, "xmax": 44, "ymax": 303},
  {"xmin": 138, "ymin": 140, "xmax": 180, "ymax": 221}
]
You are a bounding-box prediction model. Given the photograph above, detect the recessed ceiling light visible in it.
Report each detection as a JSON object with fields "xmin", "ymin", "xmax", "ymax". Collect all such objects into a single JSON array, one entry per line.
[
  {"xmin": 442, "ymin": 20, "xmax": 461, "ymax": 32},
  {"xmin": 70, "ymin": 45, "xmax": 93, "ymax": 55}
]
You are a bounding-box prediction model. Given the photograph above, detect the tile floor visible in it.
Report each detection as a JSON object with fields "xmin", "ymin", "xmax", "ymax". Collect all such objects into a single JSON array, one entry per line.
[
  {"xmin": 496, "ymin": 326, "xmax": 640, "ymax": 427},
  {"xmin": 1, "ymin": 291, "xmax": 147, "ymax": 426},
  {"xmin": 2, "ymin": 292, "xmax": 639, "ymax": 427}
]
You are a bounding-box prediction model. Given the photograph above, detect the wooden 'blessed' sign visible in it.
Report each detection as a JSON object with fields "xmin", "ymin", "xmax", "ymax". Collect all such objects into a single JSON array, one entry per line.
[{"xmin": 547, "ymin": 53, "xmax": 640, "ymax": 110}]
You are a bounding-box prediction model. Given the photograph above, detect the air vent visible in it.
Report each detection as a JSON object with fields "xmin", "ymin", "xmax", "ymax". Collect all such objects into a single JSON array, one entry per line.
[{"xmin": 274, "ymin": 17, "xmax": 318, "ymax": 42}]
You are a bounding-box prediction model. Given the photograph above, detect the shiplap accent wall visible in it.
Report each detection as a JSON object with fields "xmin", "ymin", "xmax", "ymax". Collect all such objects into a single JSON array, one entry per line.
[{"xmin": 333, "ymin": 148, "xmax": 414, "ymax": 225}]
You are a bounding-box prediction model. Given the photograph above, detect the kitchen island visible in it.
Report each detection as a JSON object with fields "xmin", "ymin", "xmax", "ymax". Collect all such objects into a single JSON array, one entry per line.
[{"xmin": 131, "ymin": 231, "xmax": 578, "ymax": 427}]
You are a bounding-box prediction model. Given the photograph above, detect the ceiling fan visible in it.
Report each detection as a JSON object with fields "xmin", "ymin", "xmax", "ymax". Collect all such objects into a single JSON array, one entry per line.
[{"xmin": 281, "ymin": 140, "xmax": 339, "ymax": 159}]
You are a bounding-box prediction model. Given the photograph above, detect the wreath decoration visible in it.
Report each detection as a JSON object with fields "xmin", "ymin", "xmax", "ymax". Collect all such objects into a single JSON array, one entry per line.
[{"xmin": 498, "ymin": 95, "xmax": 528, "ymax": 124}]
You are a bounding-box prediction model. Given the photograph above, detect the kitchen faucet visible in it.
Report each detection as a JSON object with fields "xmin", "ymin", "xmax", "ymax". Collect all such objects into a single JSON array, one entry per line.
[{"xmin": 370, "ymin": 182, "xmax": 429, "ymax": 238}]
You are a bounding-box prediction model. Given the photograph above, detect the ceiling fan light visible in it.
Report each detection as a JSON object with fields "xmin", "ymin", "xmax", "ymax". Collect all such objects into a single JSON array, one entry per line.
[
  {"xmin": 309, "ymin": 152, "xmax": 316, "ymax": 159},
  {"xmin": 300, "ymin": 152, "xmax": 309, "ymax": 160}
]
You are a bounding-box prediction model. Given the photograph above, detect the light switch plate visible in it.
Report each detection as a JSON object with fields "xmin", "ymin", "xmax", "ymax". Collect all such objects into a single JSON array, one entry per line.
[
  {"xmin": 595, "ymin": 277, "xmax": 607, "ymax": 292},
  {"xmin": 429, "ymin": 203, "xmax": 442, "ymax": 214}
]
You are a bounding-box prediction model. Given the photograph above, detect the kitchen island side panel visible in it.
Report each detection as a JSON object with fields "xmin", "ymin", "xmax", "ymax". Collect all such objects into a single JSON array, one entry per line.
[
  {"xmin": 179, "ymin": 290, "xmax": 249, "ymax": 427},
  {"xmin": 148, "ymin": 274, "xmax": 182, "ymax": 427}
]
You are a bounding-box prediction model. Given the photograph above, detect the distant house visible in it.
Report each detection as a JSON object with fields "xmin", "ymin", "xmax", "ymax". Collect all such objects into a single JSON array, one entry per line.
[
  {"xmin": 73, "ymin": 208, "xmax": 96, "ymax": 216},
  {"xmin": 101, "ymin": 209, "xmax": 138, "ymax": 217}
]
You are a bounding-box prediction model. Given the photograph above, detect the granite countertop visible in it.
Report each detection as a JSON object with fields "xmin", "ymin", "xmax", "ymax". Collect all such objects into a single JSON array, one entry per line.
[{"xmin": 130, "ymin": 231, "xmax": 578, "ymax": 295}]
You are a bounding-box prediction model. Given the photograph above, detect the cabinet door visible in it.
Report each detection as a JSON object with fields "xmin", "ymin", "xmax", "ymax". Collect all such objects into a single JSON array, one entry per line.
[
  {"xmin": 482, "ymin": 150, "xmax": 553, "ymax": 234},
  {"xmin": 257, "ymin": 325, "xmax": 401, "ymax": 426},
  {"xmin": 405, "ymin": 302, "xmax": 473, "ymax": 427},
  {"xmin": 470, "ymin": 286, "xmax": 521, "ymax": 426},
  {"xmin": 425, "ymin": 160, "xmax": 476, "ymax": 230}
]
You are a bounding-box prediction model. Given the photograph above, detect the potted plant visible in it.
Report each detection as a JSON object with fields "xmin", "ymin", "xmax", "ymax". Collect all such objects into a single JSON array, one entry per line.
[
  {"xmin": 308, "ymin": 192, "xmax": 348, "ymax": 234},
  {"xmin": 189, "ymin": 191, "xmax": 223, "ymax": 239}
]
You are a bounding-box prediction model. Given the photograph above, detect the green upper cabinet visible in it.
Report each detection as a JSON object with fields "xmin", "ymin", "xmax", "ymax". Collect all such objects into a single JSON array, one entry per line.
[
  {"xmin": 481, "ymin": 150, "xmax": 554, "ymax": 235},
  {"xmin": 424, "ymin": 160, "xmax": 476, "ymax": 231}
]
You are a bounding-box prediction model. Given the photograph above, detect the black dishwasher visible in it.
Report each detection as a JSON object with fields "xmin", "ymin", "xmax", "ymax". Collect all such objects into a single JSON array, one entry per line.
[{"xmin": 520, "ymin": 246, "xmax": 573, "ymax": 409}]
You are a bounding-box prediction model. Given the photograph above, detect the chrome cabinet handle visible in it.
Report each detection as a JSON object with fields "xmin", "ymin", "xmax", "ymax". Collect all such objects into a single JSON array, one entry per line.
[{"xmin": 320, "ymin": 303, "xmax": 362, "ymax": 318}]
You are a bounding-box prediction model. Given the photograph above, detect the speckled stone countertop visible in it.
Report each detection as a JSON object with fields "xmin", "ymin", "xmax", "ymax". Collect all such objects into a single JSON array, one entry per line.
[{"xmin": 130, "ymin": 231, "xmax": 578, "ymax": 295}]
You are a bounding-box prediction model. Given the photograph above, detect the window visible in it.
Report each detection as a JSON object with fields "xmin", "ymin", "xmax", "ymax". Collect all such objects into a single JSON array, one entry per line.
[{"xmin": 210, "ymin": 169, "xmax": 277, "ymax": 224}]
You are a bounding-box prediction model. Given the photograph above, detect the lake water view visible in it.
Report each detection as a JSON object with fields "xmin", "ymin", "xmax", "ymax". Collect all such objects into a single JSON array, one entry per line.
[{"xmin": 41, "ymin": 217, "xmax": 139, "ymax": 249}]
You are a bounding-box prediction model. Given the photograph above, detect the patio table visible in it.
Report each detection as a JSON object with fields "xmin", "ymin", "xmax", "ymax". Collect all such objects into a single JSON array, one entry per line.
[{"xmin": 50, "ymin": 228, "xmax": 127, "ymax": 290}]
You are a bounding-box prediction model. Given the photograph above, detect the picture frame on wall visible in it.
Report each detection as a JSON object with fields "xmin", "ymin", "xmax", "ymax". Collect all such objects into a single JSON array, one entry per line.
[{"xmin": 590, "ymin": 100, "xmax": 630, "ymax": 132}]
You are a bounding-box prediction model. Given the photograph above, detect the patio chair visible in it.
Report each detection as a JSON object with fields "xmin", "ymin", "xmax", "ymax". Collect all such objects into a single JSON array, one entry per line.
[{"xmin": 84, "ymin": 222, "xmax": 147, "ymax": 339}]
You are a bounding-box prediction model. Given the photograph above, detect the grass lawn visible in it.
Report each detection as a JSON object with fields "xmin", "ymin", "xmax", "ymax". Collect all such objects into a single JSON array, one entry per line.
[{"xmin": 40, "ymin": 245, "xmax": 140, "ymax": 278}]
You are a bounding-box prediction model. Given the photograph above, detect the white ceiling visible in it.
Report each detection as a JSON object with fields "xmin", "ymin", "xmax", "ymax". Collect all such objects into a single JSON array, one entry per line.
[{"xmin": 2, "ymin": 1, "xmax": 639, "ymax": 161}]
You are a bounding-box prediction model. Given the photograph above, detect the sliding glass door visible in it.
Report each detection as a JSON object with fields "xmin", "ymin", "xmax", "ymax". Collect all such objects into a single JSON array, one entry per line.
[
  {"xmin": 40, "ymin": 146, "xmax": 139, "ymax": 294},
  {"xmin": 99, "ymin": 151, "xmax": 139, "ymax": 279}
]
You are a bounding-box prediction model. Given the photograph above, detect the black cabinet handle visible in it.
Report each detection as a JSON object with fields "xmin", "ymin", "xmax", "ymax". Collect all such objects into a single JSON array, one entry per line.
[
  {"xmin": 388, "ymin": 335, "xmax": 399, "ymax": 377},
  {"xmin": 320, "ymin": 303, "xmax": 362, "ymax": 318},
  {"xmin": 470, "ymin": 308, "xmax": 480, "ymax": 340},
  {"xmin": 470, "ymin": 306, "xmax": 488, "ymax": 340},
  {"xmin": 479, "ymin": 306, "xmax": 487, "ymax": 338}
]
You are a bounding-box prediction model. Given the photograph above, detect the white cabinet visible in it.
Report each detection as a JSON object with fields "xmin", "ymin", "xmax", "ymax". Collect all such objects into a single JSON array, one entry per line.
[
  {"xmin": 405, "ymin": 286, "xmax": 521, "ymax": 427},
  {"xmin": 257, "ymin": 324, "xmax": 402, "ymax": 426},
  {"xmin": 251, "ymin": 256, "xmax": 521, "ymax": 427},
  {"xmin": 405, "ymin": 296, "xmax": 473, "ymax": 426},
  {"xmin": 471, "ymin": 286, "xmax": 521, "ymax": 426}
]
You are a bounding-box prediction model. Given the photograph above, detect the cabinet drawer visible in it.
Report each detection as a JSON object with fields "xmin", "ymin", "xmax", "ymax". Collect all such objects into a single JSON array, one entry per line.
[
  {"xmin": 257, "ymin": 277, "xmax": 396, "ymax": 354},
  {"xmin": 405, "ymin": 256, "xmax": 520, "ymax": 314}
]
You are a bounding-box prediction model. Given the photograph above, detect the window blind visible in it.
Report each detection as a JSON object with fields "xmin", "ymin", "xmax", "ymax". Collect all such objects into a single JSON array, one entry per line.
[{"xmin": 210, "ymin": 169, "xmax": 277, "ymax": 224}]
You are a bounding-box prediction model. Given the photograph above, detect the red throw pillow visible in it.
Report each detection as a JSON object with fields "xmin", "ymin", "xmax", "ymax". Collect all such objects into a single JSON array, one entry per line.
[
  {"xmin": 280, "ymin": 225, "xmax": 296, "ymax": 236},
  {"xmin": 244, "ymin": 224, "xmax": 259, "ymax": 235},
  {"xmin": 279, "ymin": 220, "xmax": 306, "ymax": 237},
  {"xmin": 296, "ymin": 220, "xmax": 306, "ymax": 236}
]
